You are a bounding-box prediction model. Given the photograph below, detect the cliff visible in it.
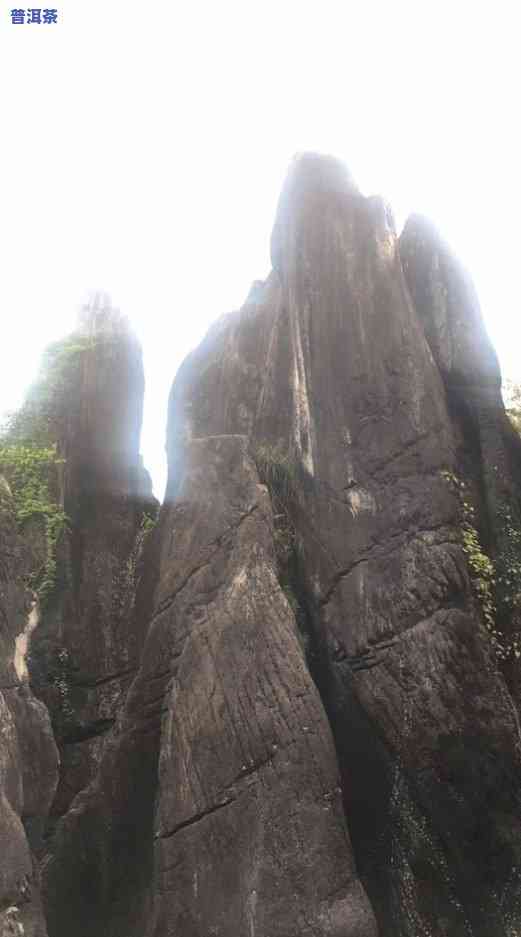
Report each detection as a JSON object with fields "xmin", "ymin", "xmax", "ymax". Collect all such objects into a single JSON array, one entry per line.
[
  {"xmin": 0, "ymin": 476, "xmax": 58, "ymax": 937},
  {"xmin": 1, "ymin": 295, "xmax": 158, "ymax": 833},
  {"xmin": 3, "ymin": 155, "xmax": 521, "ymax": 937}
]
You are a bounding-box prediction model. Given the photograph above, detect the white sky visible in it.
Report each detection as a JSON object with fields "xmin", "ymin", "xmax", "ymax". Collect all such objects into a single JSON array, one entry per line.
[{"xmin": 1, "ymin": 0, "xmax": 520, "ymax": 500}]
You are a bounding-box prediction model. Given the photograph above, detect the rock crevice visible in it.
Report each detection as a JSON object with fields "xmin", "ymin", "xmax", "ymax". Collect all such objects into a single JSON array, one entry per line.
[{"xmin": 3, "ymin": 154, "xmax": 521, "ymax": 937}]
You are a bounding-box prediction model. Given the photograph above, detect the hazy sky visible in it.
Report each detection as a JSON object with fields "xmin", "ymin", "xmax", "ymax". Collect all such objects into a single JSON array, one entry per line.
[{"xmin": 1, "ymin": 0, "xmax": 519, "ymax": 499}]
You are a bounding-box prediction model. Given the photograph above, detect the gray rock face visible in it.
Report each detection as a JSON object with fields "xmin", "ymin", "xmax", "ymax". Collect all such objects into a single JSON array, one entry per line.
[
  {"xmin": 400, "ymin": 214, "xmax": 501, "ymax": 388},
  {"xmin": 43, "ymin": 433, "xmax": 377, "ymax": 937},
  {"xmin": 40, "ymin": 154, "xmax": 521, "ymax": 936},
  {"xmin": 0, "ymin": 481, "xmax": 59, "ymax": 937},
  {"xmin": 400, "ymin": 216, "xmax": 521, "ymax": 706},
  {"xmin": 149, "ymin": 435, "xmax": 376, "ymax": 937},
  {"xmin": 25, "ymin": 302, "xmax": 158, "ymax": 823}
]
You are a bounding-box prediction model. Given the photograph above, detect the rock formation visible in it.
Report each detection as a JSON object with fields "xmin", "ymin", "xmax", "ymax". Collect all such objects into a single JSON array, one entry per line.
[
  {"xmin": 1, "ymin": 295, "xmax": 157, "ymax": 831},
  {"xmin": 3, "ymin": 154, "xmax": 521, "ymax": 936},
  {"xmin": 0, "ymin": 475, "xmax": 58, "ymax": 937},
  {"xmin": 400, "ymin": 216, "xmax": 521, "ymax": 700}
]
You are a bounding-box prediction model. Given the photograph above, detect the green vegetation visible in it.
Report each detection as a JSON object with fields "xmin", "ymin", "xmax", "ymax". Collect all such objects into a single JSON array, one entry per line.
[
  {"xmin": 253, "ymin": 442, "xmax": 300, "ymax": 568},
  {"xmin": 114, "ymin": 506, "xmax": 159, "ymax": 616},
  {"xmin": 253, "ymin": 442, "xmax": 309, "ymax": 652},
  {"xmin": 460, "ymin": 500, "xmax": 496, "ymax": 634},
  {"xmin": 441, "ymin": 470, "xmax": 521, "ymax": 661},
  {"xmin": 495, "ymin": 507, "xmax": 521, "ymax": 653},
  {"xmin": 126, "ymin": 507, "xmax": 158, "ymax": 580},
  {"xmin": 0, "ymin": 443, "xmax": 69, "ymax": 606},
  {"xmin": 2, "ymin": 333, "xmax": 95, "ymax": 445},
  {"xmin": 253, "ymin": 443, "xmax": 299, "ymax": 502},
  {"xmin": 52, "ymin": 646, "xmax": 75, "ymax": 724},
  {"xmin": 0, "ymin": 333, "xmax": 96, "ymax": 604},
  {"xmin": 140, "ymin": 509, "xmax": 158, "ymax": 538}
]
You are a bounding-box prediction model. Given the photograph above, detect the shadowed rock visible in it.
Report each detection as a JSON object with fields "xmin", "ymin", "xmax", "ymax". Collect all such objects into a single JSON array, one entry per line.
[
  {"xmin": 4, "ymin": 297, "xmax": 157, "ymax": 828},
  {"xmin": 41, "ymin": 155, "xmax": 521, "ymax": 937},
  {"xmin": 43, "ymin": 428, "xmax": 377, "ymax": 937},
  {"xmin": 401, "ymin": 216, "xmax": 521, "ymax": 709},
  {"xmin": 0, "ymin": 479, "xmax": 59, "ymax": 937}
]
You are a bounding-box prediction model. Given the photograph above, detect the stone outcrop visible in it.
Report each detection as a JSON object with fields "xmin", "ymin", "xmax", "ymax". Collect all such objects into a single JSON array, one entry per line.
[
  {"xmin": 256, "ymin": 156, "xmax": 521, "ymax": 937},
  {"xmin": 43, "ymin": 431, "xmax": 377, "ymax": 937},
  {"xmin": 400, "ymin": 216, "xmax": 521, "ymax": 700},
  {"xmin": 5, "ymin": 154, "xmax": 521, "ymax": 937},
  {"xmin": 0, "ymin": 477, "xmax": 59, "ymax": 937},
  {"xmin": 3, "ymin": 297, "xmax": 158, "ymax": 829}
]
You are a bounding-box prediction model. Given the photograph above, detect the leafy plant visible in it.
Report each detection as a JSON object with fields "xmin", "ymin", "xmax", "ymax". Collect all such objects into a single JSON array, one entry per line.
[
  {"xmin": 253, "ymin": 442, "xmax": 300, "ymax": 566},
  {"xmin": 1, "ymin": 333, "xmax": 96, "ymax": 445},
  {"xmin": 441, "ymin": 470, "xmax": 521, "ymax": 661},
  {"xmin": 253, "ymin": 443, "xmax": 298, "ymax": 502},
  {"xmin": 253, "ymin": 442, "xmax": 310, "ymax": 650},
  {"xmin": 140, "ymin": 510, "xmax": 158, "ymax": 537},
  {"xmin": 0, "ymin": 334, "xmax": 97, "ymax": 603},
  {"xmin": 52, "ymin": 647, "xmax": 75, "ymax": 722},
  {"xmin": 494, "ymin": 506, "xmax": 521, "ymax": 662},
  {"xmin": 112, "ymin": 506, "xmax": 159, "ymax": 617},
  {"xmin": 0, "ymin": 443, "xmax": 69, "ymax": 606},
  {"xmin": 460, "ymin": 501, "xmax": 496, "ymax": 633}
]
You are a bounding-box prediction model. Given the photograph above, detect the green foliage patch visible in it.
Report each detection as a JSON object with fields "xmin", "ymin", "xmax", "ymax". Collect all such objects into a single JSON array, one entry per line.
[
  {"xmin": 495, "ymin": 507, "xmax": 521, "ymax": 663},
  {"xmin": 253, "ymin": 441, "xmax": 309, "ymax": 651},
  {"xmin": 113, "ymin": 506, "xmax": 159, "ymax": 617},
  {"xmin": 2, "ymin": 333, "xmax": 95, "ymax": 445},
  {"xmin": 0, "ymin": 333, "xmax": 94, "ymax": 603},
  {"xmin": 441, "ymin": 470, "xmax": 521, "ymax": 661},
  {"xmin": 140, "ymin": 510, "xmax": 158, "ymax": 538},
  {"xmin": 253, "ymin": 442, "xmax": 300, "ymax": 568},
  {"xmin": 253, "ymin": 443, "xmax": 298, "ymax": 503},
  {"xmin": 0, "ymin": 443, "xmax": 69, "ymax": 606},
  {"xmin": 460, "ymin": 502, "xmax": 496, "ymax": 634},
  {"xmin": 52, "ymin": 646, "xmax": 75, "ymax": 723}
]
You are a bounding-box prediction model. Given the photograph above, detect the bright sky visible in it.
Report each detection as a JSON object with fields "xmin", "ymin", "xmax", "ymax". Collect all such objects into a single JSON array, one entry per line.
[{"xmin": 1, "ymin": 1, "xmax": 519, "ymax": 499}]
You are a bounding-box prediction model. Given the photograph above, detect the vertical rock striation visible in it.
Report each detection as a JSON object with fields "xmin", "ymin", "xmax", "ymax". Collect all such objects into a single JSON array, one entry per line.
[
  {"xmin": 41, "ymin": 156, "xmax": 521, "ymax": 937},
  {"xmin": 0, "ymin": 476, "xmax": 59, "ymax": 937},
  {"xmin": 3, "ymin": 295, "xmax": 157, "ymax": 829},
  {"xmin": 400, "ymin": 216, "xmax": 521, "ymax": 701},
  {"xmin": 253, "ymin": 155, "xmax": 521, "ymax": 937},
  {"xmin": 43, "ymin": 313, "xmax": 378, "ymax": 936}
]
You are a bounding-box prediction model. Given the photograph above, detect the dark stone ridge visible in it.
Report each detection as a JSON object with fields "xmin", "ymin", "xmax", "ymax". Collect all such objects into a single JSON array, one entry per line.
[
  {"xmin": 4, "ymin": 154, "xmax": 521, "ymax": 936},
  {"xmin": 400, "ymin": 217, "xmax": 521, "ymax": 704},
  {"xmin": 2, "ymin": 294, "xmax": 158, "ymax": 831},
  {"xmin": 0, "ymin": 476, "xmax": 59, "ymax": 937}
]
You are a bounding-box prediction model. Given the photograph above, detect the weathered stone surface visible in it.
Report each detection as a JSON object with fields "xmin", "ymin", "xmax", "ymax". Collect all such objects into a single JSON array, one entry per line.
[
  {"xmin": 43, "ymin": 431, "xmax": 376, "ymax": 937},
  {"xmin": 150, "ymin": 435, "xmax": 375, "ymax": 937},
  {"xmin": 0, "ymin": 481, "xmax": 59, "ymax": 937},
  {"xmin": 41, "ymin": 154, "xmax": 521, "ymax": 937},
  {"xmin": 24, "ymin": 299, "xmax": 158, "ymax": 822},
  {"xmin": 399, "ymin": 214, "xmax": 501, "ymax": 388},
  {"xmin": 401, "ymin": 216, "xmax": 521, "ymax": 702},
  {"xmin": 42, "ymin": 513, "xmax": 164, "ymax": 937},
  {"xmin": 251, "ymin": 156, "xmax": 521, "ymax": 936}
]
